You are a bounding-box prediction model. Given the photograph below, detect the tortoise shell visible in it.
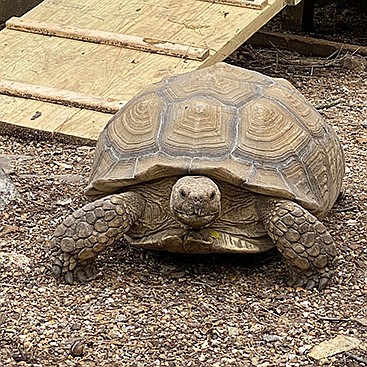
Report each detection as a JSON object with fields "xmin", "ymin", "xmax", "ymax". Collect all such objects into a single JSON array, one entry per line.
[{"xmin": 86, "ymin": 62, "xmax": 345, "ymax": 217}]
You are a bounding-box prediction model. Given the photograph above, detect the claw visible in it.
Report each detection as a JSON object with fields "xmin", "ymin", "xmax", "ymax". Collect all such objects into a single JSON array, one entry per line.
[
  {"xmin": 84, "ymin": 265, "xmax": 95, "ymax": 278},
  {"xmin": 76, "ymin": 269, "xmax": 88, "ymax": 282},
  {"xmin": 65, "ymin": 271, "xmax": 74, "ymax": 285},
  {"xmin": 293, "ymin": 278, "xmax": 305, "ymax": 288},
  {"xmin": 318, "ymin": 277, "xmax": 330, "ymax": 291},
  {"xmin": 305, "ymin": 279, "xmax": 316, "ymax": 290},
  {"xmin": 52, "ymin": 264, "xmax": 62, "ymax": 278}
]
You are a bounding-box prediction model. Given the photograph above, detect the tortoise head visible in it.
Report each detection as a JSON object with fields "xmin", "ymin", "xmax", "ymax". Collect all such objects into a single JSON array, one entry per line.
[{"xmin": 170, "ymin": 176, "xmax": 221, "ymax": 228}]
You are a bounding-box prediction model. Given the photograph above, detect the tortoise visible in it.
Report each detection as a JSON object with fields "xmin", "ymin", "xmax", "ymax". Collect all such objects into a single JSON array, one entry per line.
[{"xmin": 50, "ymin": 62, "xmax": 345, "ymax": 290}]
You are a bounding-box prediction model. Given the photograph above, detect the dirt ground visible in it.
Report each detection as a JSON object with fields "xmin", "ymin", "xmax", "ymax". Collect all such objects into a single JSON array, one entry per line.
[{"xmin": 0, "ymin": 2, "xmax": 366, "ymax": 367}]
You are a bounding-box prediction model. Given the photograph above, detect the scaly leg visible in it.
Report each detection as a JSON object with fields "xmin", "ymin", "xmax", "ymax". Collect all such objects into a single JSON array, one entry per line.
[
  {"xmin": 257, "ymin": 197, "xmax": 338, "ymax": 290},
  {"xmin": 50, "ymin": 192, "xmax": 144, "ymax": 284}
]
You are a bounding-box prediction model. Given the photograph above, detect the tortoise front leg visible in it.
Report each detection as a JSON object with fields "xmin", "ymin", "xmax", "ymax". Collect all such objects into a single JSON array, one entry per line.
[
  {"xmin": 257, "ymin": 198, "xmax": 338, "ymax": 290},
  {"xmin": 50, "ymin": 192, "xmax": 145, "ymax": 284}
]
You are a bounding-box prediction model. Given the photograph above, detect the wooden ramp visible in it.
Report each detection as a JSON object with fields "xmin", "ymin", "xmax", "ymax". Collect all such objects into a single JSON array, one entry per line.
[{"xmin": 0, "ymin": 0, "xmax": 293, "ymax": 144}]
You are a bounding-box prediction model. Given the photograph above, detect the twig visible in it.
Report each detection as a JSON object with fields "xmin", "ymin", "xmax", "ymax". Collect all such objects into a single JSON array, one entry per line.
[
  {"xmin": 315, "ymin": 99, "xmax": 342, "ymax": 110},
  {"xmin": 345, "ymin": 352, "xmax": 367, "ymax": 364},
  {"xmin": 319, "ymin": 316, "xmax": 351, "ymax": 322},
  {"xmin": 257, "ymin": 304, "xmax": 280, "ymax": 318},
  {"xmin": 335, "ymin": 206, "xmax": 358, "ymax": 213}
]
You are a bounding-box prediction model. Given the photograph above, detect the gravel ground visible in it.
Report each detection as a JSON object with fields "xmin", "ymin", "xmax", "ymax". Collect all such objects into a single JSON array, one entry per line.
[{"xmin": 1, "ymin": 4, "xmax": 367, "ymax": 367}]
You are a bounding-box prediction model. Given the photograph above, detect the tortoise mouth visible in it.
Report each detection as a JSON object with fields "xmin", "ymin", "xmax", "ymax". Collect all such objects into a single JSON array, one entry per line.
[{"xmin": 173, "ymin": 210, "xmax": 218, "ymax": 229}]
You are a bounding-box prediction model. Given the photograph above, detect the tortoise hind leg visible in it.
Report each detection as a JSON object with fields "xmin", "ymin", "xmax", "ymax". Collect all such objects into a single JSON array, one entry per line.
[
  {"xmin": 50, "ymin": 192, "xmax": 145, "ymax": 284},
  {"xmin": 257, "ymin": 197, "xmax": 338, "ymax": 290}
]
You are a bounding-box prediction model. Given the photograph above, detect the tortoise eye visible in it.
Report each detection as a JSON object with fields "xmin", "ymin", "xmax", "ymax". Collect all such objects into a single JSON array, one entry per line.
[
  {"xmin": 210, "ymin": 191, "xmax": 216, "ymax": 200},
  {"xmin": 179, "ymin": 189, "xmax": 187, "ymax": 199}
]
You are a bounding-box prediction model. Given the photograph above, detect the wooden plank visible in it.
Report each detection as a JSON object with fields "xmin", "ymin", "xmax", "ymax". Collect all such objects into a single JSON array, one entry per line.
[
  {"xmin": 198, "ymin": 0, "xmax": 268, "ymax": 10},
  {"xmin": 248, "ymin": 30, "xmax": 367, "ymax": 57},
  {"xmin": 6, "ymin": 17, "xmax": 210, "ymax": 61},
  {"xmin": 0, "ymin": 94, "xmax": 109, "ymax": 143},
  {"xmin": 0, "ymin": 79, "xmax": 123, "ymax": 113},
  {"xmin": 0, "ymin": 0, "xmax": 287, "ymax": 142}
]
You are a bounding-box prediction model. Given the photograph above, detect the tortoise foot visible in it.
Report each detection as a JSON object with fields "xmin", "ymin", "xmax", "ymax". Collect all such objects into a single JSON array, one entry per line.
[
  {"xmin": 259, "ymin": 198, "xmax": 338, "ymax": 291},
  {"xmin": 51, "ymin": 248, "xmax": 99, "ymax": 284},
  {"xmin": 50, "ymin": 192, "xmax": 145, "ymax": 284},
  {"xmin": 286, "ymin": 267, "xmax": 334, "ymax": 290}
]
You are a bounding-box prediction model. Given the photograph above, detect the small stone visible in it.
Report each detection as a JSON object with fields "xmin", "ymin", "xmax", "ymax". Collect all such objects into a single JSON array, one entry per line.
[
  {"xmin": 294, "ymin": 216, "xmax": 306, "ymax": 224},
  {"xmin": 61, "ymin": 252, "xmax": 71, "ymax": 262},
  {"xmin": 307, "ymin": 214, "xmax": 317, "ymax": 224},
  {"xmin": 0, "ymin": 165, "xmax": 18, "ymax": 210},
  {"xmin": 227, "ymin": 326, "xmax": 239, "ymax": 336},
  {"xmin": 83, "ymin": 202, "xmax": 96, "ymax": 212},
  {"xmin": 52, "ymin": 264, "xmax": 62, "ymax": 277},
  {"xmin": 70, "ymin": 340, "xmax": 85, "ymax": 357},
  {"xmin": 88, "ymin": 235, "xmax": 98, "ymax": 244},
  {"xmin": 322, "ymin": 233, "xmax": 333, "ymax": 245},
  {"xmin": 262, "ymin": 334, "xmax": 281, "ymax": 342},
  {"xmin": 277, "ymin": 208, "xmax": 289, "ymax": 217}
]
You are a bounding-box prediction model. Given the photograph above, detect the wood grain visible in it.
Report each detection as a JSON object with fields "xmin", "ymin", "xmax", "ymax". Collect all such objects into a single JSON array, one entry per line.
[
  {"xmin": 198, "ymin": 0, "xmax": 268, "ymax": 10},
  {"xmin": 6, "ymin": 17, "xmax": 210, "ymax": 61},
  {"xmin": 0, "ymin": 79, "xmax": 123, "ymax": 113}
]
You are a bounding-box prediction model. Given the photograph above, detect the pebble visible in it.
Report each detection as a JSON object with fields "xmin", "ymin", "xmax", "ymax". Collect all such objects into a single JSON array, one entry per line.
[{"xmin": 0, "ymin": 165, "xmax": 18, "ymax": 210}]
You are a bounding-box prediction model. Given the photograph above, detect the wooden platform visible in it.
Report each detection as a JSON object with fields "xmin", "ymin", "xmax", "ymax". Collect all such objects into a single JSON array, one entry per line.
[{"xmin": 0, "ymin": 0, "xmax": 291, "ymax": 144}]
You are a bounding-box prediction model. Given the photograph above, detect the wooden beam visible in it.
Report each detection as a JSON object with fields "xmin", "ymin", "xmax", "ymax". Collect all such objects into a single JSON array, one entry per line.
[
  {"xmin": 248, "ymin": 30, "xmax": 367, "ymax": 57},
  {"xmin": 0, "ymin": 80, "xmax": 123, "ymax": 113},
  {"xmin": 6, "ymin": 17, "xmax": 210, "ymax": 61},
  {"xmin": 197, "ymin": 0, "xmax": 268, "ymax": 10}
]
